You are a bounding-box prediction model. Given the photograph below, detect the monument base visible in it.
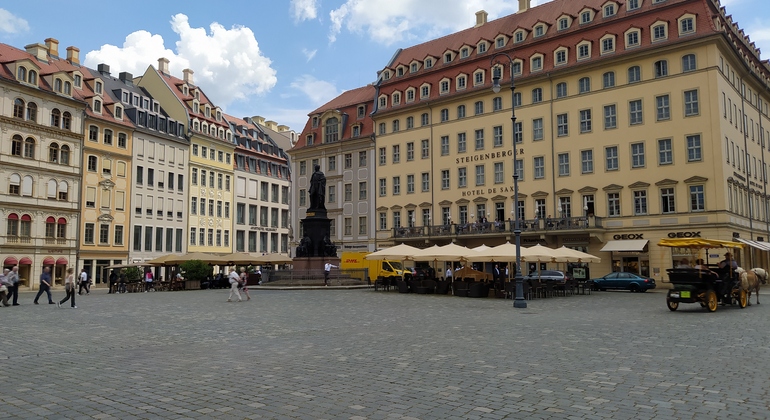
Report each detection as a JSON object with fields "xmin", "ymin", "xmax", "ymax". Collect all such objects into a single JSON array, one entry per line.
[{"xmin": 292, "ymin": 256, "xmax": 341, "ymax": 271}]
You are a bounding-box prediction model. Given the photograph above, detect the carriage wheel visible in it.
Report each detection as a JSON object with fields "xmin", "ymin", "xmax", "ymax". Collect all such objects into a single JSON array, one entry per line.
[
  {"xmin": 705, "ymin": 290, "xmax": 718, "ymax": 312},
  {"xmin": 738, "ymin": 289, "xmax": 748, "ymax": 309},
  {"xmin": 666, "ymin": 299, "xmax": 679, "ymax": 311}
]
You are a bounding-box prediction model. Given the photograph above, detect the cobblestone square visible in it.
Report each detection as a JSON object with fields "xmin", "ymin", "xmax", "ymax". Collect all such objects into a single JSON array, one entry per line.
[{"xmin": 2, "ymin": 287, "xmax": 769, "ymax": 419}]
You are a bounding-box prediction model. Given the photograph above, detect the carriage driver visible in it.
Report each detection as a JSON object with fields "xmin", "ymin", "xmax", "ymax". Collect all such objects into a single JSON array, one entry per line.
[{"xmin": 718, "ymin": 252, "xmax": 739, "ymax": 282}]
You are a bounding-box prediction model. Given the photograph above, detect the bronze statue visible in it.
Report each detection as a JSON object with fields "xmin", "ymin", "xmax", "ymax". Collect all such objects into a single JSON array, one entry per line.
[
  {"xmin": 296, "ymin": 236, "xmax": 312, "ymax": 257},
  {"xmin": 309, "ymin": 164, "xmax": 326, "ymax": 210}
]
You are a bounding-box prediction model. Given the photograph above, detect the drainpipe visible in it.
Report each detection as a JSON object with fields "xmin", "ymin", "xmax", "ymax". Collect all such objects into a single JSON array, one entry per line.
[
  {"xmin": 547, "ymin": 72, "xmax": 557, "ymax": 217},
  {"xmin": 75, "ymin": 109, "xmax": 86, "ymax": 280},
  {"xmin": 739, "ymin": 79, "xmax": 754, "ymax": 266}
]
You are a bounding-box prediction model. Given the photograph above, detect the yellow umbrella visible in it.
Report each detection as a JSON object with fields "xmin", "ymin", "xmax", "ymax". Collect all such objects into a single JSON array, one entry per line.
[{"xmin": 146, "ymin": 254, "xmax": 180, "ymax": 266}]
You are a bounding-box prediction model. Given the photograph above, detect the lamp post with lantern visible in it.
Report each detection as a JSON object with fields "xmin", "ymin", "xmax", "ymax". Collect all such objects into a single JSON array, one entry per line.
[{"xmin": 491, "ymin": 52, "xmax": 526, "ymax": 309}]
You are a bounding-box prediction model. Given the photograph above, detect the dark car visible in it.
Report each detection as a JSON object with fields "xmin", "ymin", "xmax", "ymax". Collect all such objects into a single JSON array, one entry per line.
[
  {"xmin": 591, "ymin": 272, "xmax": 656, "ymax": 292},
  {"xmin": 522, "ymin": 270, "xmax": 573, "ymax": 283}
]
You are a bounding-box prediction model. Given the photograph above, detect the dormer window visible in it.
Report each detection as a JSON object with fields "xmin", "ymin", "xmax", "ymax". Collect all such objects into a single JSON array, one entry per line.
[
  {"xmin": 577, "ymin": 42, "xmax": 591, "ymax": 60},
  {"xmin": 420, "ymin": 84, "xmax": 430, "ymax": 99},
  {"xmin": 406, "ymin": 88, "xmax": 416, "ymax": 102},
  {"xmin": 357, "ymin": 105, "xmax": 365, "ymax": 118},
  {"xmin": 54, "ymin": 78, "xmax": 62, "ymax": 93},
  {"xmin": 514, "ymin": 30, "xmax": 525, "ymax": 43},
  {"xmin": 555, "ymin": 48, "xmax": 568, "ymax": 65},
  {"xmin": 460, "ymin": 47, "xmax": 470, "ymax": 58},
  {"xmin": 678, "ymin": 14, "xmax": 696, "ymax": 35},
  {"xmin": 534, "ymin": 25, "xmax": 545, "ymax": 37},
  {"xmin": 626, "ymin": 28, "xmax": 641, "ymax": 48},
  {"xmin": 410, "ymin": 62, "xmax": 419, "ymax": 73},
  {"xmin": 473, "ymin": 70, "xmax": 485, "ymax": 86},
  {"xmin": 601, "ymin": 35, "xmax": 616, "ymax": 54},
  {"xmin": 512, "ymin": 60, "xmax": 522, "ymax": 75},
  {"xmin": 581, "ymin": 11, "xmax": 592, "ymax": 24},
  {"xmin": 425, "ymin": 58, "xmax": 433, "ymax": 69},
  {"xmin": 477, "ymin": 42, "xmax": 487, "ymax": 54},
  {"xmin": 444, "ymin": 52, "xmax": 453, "ymax": 63},
  {"xmin": 604, "ymin": 4, "xmax": 616, "ymax": 17},
  {"xmin": 312, "ymin": 116, "xmax": 319, "ymax": 127},
  {"xmin": 74, "ymin": 74, "xmax": 81, "ymax": 88},
  {"xmin": 628, "ymin": 0, "xmax": 640, "ymax": 10},
  {"xmin": 457, "ymin": 75, "xmax": 467, "ymax": 90},
  {"xmin": 379, "ymin": 95, "xmax": 387, "ymax": 108},
  {"xmin": 397, "ymin": 66, "xmax": 404, "ymax": 77},
  {"xmin": 652, "ymin": 22, "xmax": 668, "ymax": 41},
  {"xmin": 205, "ymin": 106, "xmax": 211, "ymax": 118},
  {"xmin": 182, "ymin": 85, "xmax": 188, "ymax": 96},
  {"xmin": 393, "ymin": 92, "xmax": 401, "ymax": 105},
  {"xmin": 495, "ymin": 37, "xmax": 506, "ymax": 48},
  {"xmin": 194, "ymin": 90, "xmax": 200, "ymax": 100},
  {"xmin": 17, "ymin": 66, "xmax": 26, "ymax": 82},
  {"xmin": 531, "ymin": 55, "xmax": 543, "ymax": 72},
  {"xmin": 383, "ymin": 70, "xmax": 391, "ymax": 80},
  {"xmin": 193, "ymin": 102, "xmax": 199, "ymax": 114},
  {"xmin": 115, "ymin": 106, "xmax": 123, "ymax": 119},
  {"xmin": 216, "ymin": 110, "xmax": 221, "ymax": 121},
  {"xmin": 95, "ymin": 81, "xmax": 102, "ymax": 94},
  {"xmin": 93, "ymin": 99, "xmax": 102, "ymax": 113},
  {"xmin": 558, "ymin": 18, "xmax": 569, "ymax": 30},
  {"xmin": 440, "ymin": 79, "xmax": 450, "ymax": 94},
  {"xmin": 28, "ymin": 70, "xmax": 37, "ymax": 85}
]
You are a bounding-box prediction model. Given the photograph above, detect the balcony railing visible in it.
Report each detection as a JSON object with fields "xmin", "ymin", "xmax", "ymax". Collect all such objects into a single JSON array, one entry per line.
[{"xmin": 393, "ymin": 216, "xmax": 604, "ymax": 239}]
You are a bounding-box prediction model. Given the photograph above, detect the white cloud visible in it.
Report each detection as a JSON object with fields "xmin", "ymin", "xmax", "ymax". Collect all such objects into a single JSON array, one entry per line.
[
  {"xmin": 289, "ymin": 74, "xmax": 340, "ymax": 106},
  {"xmin": 84, "ymin": 13, "xmax": 277, "ymax": 108},
  {"xmin": 0, "ymin": 8, "xmax": 30, "ymax": 34},
  {"xmin": 291, "ymin": 0, "xmax": 318, "ymax": 22},
  {"xmin": 327, "ymin": 0, "xmax": 555, "ymax": 45},
  {"xmin": 302, "ymin": 48, "xmax": 318, "ymax": 62}
]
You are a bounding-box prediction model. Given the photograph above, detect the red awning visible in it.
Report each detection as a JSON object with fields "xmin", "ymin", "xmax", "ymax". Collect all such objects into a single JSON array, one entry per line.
[
  {"xmin": 42, "ymin": 257, "xmax": 55, "ymax": 265},
  {"xmin": 46, "ymin": 216, "xmax": 56, "ymax": 223},
  {"xmin": 3, "ymin": 257, "xmax": 18, "ymax": 266},
  {"xmin": 19, "ymin": 257, "xmax": 32, "ymax": 265},
  {"xmin": 20, "ymin": 214, "xmax": 31, "ymax": 221},
  {"xmin": 7, "ymin": 213, "xmax": 18, "ymax": 220},
  {"xmin": 56, "ymin": 257, "xmax": 68, "ymax": 265},
  {"xmin": 58, "ymin": 217, "xmax": 67, "ymax": 225}
]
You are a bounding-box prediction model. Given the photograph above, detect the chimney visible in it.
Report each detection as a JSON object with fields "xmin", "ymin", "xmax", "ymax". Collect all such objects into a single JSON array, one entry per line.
[
  {"xmin": 475, "ymin": 10, "xmax": 488, "ymax": 27},
  {"xmin": 44, "ymin": 38, "xmax": 59, "ymax": 57},
  {"xmin": 97, "ymin": 63, "xmax": 110, "ymax": 76},
  {"xmin": 183, "ymin": 68, "xmax": 194, "ymax": 84},
  {"xmin": 158, "ymin": 57, "xmax": 170, "ymax": 75},
  {"xmin": 518, "ymin": 0, "xmax": 530, "ymax": 13},
  {"xmin": 119, "ymin": 72, "xmax": 134, "ymax": 86},
  {"xmin": 252, "ymin": 115, "xmax": 266, "ymax": 126},
  {"xmin": 25, "ymin": 43, "xmax": 48, "ymax": 61},
  {"xmin": 66, "ymin": 46, "xmax": 80, "ymax": 64}
]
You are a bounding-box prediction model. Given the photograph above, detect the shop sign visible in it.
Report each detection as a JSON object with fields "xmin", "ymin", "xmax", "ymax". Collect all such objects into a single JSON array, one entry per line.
[
  {"xmin": 613, "ymin": 233, "xmax": 643, "ymax": 240},
  {"xmin": 563, "ymin": 236, "xmax": 590, "ymax": 243},
  {"xmin": 667, "ymin": 231, "xmax": 701, "ymax": 238}
]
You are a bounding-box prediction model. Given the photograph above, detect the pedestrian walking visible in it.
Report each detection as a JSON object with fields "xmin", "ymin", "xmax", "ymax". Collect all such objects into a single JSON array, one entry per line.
[
  {"xmin": 324, "ymin": 262, "xmax": 338, "ymax": 286},
  {"xmin": 239, "ymin": 267, "xmax": 251, "ymax": 301},
  {"xmin": 0, "ymin": 268, "xmax": 11, "ymax": 307},
  {"xmin": 144, "ymin": 269, "xmax": 154, "ymax": 292},
  {"xmin": 227, "ymin": 267, "xmax": 242, "ymax": 302},
  {"xmin": 108, "ymin": 270, "xmax": 118, "ymax": 293},
  {"xmin": 78, "ymin": 268, "xmax": 90, "ymax": 295},
  {"xmin": 57, "ymin": 267, "xmax": 77, "ymax": 309},
  {"xmin": 34, "ymin": 267, "xmax": 55, "ymax": 305},
  {"xmin": 7, "ymin": 265, "xmax": 20, "ymax": 305}
]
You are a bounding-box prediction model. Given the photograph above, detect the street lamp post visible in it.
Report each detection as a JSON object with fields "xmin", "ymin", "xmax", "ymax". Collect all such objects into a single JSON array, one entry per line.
[{"xmin": 491, "ymin": 53, "xmax": 526, "ymax": 309}]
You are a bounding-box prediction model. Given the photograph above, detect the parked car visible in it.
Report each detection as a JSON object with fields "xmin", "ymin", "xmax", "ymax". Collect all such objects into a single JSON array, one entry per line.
[
  {"xmin": 522, "ymin": 270, "xmax": 573, "ymax": 283},
  {"xmin": 591, "ymin": 272, "xmax": 656, "ymax": 292}
]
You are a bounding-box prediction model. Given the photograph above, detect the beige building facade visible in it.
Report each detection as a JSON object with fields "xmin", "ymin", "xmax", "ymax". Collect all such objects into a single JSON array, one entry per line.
[{"xmin": 370, "ymin": 0, "xmax": 770, "ymax": 279}]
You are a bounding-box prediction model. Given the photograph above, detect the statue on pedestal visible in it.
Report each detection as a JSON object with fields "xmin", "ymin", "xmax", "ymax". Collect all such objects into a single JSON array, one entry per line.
[{"xmin": 309, "ymin": 164, "xmax": 326, "ymax": 211}]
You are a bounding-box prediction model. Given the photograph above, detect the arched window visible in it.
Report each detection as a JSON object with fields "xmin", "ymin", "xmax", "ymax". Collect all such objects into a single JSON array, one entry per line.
[
  {"xmin": 6, "ymin": 213, "xmax": 19, "ymax": 236},
  {"xmin": 13, "ymin": 98, "xmax": 24, "ymax": 119},
  {"xmin": 21, "ymin": 175, "xmax": 33, "ymax": 196},
  {"xmin": 54, "ymin": 78, "xmax": 62, "ymax": 93},
  {"xmin": 19, "ymin": 214, "xmax": 32, "ymax": 237},
  {"xmin": 50, "ymin": 108, "xmax": 61, "ymax": 127},
  {"xmin": 578, "ymin": 77, "xmax": 591, "ymax": 93},
  {"xmin": 628, "ymin": 65, "xmax": 641, "ymax": 83},
  {"xmin": 556, "ymin": 82, "xmax": 567, "ymax": 98},
  {"xmin": 58, "ymin": 181, "xmax": 69, "ymax": 200},
  {"xmin": 324, "ymin": 117, "xmax": 339, "ymax": 143},
  {"xmin": 28, "ymin": 70, "xmax": 37, "ymax": 84},
  {"xmin": 23, "ymin": 137, "xmax": 35, "ymax": 158},
  {"xmin": 57, "ymin": 217, "xmax": 67, "ymax": 238},
  {"xmin": 64, "ymin": 81, "xmax": 72, "ymax": 95},
  {"xmin": 45, "ymin": 216, "xmax": 56, "ymax": 238},
  {"xmin": 654, "ymin": 60, "xmax": 668, "ymax": 78},
  {"xmin": 47, "ymin": 179, "xmax": 57, "ymax": 198},
  {"xmin": 16, "ymin": 66, "xmax": 26, "ymax": 81},
  {"xmin": 11, "ymin": 135, "xmax": 23, "ymax": 156},
  {"xmin": 49, "ymin": 143, "xmax": 60, "ymax": 163},
  {"xmin": 682, "ymin": 54, "xmax": 697, "ymax": 72},
  {"xmin": 26, "ymin": 102, "xmax": 37, "ymax": 121},
  {"xmin": 103, "ymin": 129, "xmax": 113, "ymax": 145},
  {"xmin": 60, "ymin": 145, "xmax": 70, "ymax": 165},
  {"xmin": 62, "ymin": 111, "xmax": 71, "ymax": 130},
  {"xmin": 9, "ymin": 174, "xmax": 21, "ymax": 195}
]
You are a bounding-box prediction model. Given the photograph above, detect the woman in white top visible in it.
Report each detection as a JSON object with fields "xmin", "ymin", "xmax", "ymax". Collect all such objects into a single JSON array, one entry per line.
[
  {"xmin": 58, "ymin": 267, "xmax": 77, "ymax": 308},
  {"xmin": 239, "ymin": 267, "xmax": 251, "ymax": 301},
  {"xmin": 227, "ymin": 268, "xmax": 242, "ymax": 302}
]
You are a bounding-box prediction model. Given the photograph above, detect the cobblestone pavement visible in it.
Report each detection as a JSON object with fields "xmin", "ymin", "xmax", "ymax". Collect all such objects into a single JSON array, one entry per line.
[{"xmin": 2, "ymin": 287, "xmax": 769, "ymax": 419}]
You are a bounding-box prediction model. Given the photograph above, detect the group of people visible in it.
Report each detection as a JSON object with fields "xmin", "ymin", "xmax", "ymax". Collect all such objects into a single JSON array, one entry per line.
[
  {"xmin": 227, "ymin": 267, "xmax": 261, "ymax": 302},
  {"xmin": 0, "ymin": 266, "xmax": 21, "ymax": 306},
  {"xmin": 676, "ymin": 252, "xmax": 739, "ymax": 279}
]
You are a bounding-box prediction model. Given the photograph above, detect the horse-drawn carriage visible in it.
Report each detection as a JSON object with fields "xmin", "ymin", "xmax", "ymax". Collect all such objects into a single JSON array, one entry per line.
[{"xmin": 658, "ymin": 238, "xmax": 749, "ymax": 312}]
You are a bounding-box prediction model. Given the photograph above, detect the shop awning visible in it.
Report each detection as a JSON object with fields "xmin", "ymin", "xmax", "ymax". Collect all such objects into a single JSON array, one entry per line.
[
  {"xmin": 56, "ymin": 257, "xmax": 68, "ymax": 265},
  {"xmin": 3, "ymin": 257, "xmax": 18, "ymax": 266},
  {"xmin": 736, "ymin": 238, "xmax": 770, "ymax": 251},
  {"xmin": 42, "ymin": 257, "xmax": 55, "ymax": 265},
  {"xmin": 19, "ymin": 257, "xmax": 32, "ymax": 265},
  {"xmin": 600, "ymin": 239, "xmax": 649, "ymax": 252}
]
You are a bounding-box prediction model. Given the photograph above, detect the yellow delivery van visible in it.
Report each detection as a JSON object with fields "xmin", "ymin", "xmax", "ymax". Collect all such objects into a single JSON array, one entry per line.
[{"xmin": 340, "ymin": 252, "xmax": 405, "ymax": 282}]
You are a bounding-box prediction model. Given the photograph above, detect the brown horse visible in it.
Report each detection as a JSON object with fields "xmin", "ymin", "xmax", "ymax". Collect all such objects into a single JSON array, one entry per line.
[{"xmin": 738, "ymin": 267, "xmax": 767, "ymax": 305}]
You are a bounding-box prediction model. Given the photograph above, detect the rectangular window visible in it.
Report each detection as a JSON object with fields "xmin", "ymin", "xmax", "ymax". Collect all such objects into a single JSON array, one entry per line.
[
  {"xmin": 392, "ymin": 176, "xmax": 401, "ymax": 195},
  {"xmin": 661, "ymin": 188, "xmax": 675, "ymax": 213},
  {"xmin": 406, "ymin": 142, "xmax": 414, "ymax": 161},
  {"xmin": 532, "ymin": 118, "xmax": 544, "ymax": 140},
  {"xmin": 514, "ymin": 159, "xmax": 523, "ymax": 181},
  {"xmin": 441, "ymin": 170, "xmax": 450, "ymax": 190},
  {"xmin": 474, "ymin": 129, "xmax": 484, "ymax": 150},
  {"xmin": 144, "ymin": 226, "xmax": 153, "ymax": 251},
  {"xmin": 379, "ymin": 178, "xmax": 387, "ymax": 196},
  {"xmin": 656, "ymin": 95, "xmax": 670, "ymax": 121},
  {"xmin": 344, "ymin": 153, "xmax": 352, "ymax": 168},
  {"xmin": 475, "ymin": 165, "xmax": 485, "ymax": 186},
  {"xmin": 114, "ymin": 225, "xmax": 124, "ymax": 246},
  {"xmin": 513, "ymin": 123, "xmax": 522, "ymax": 144},
  {"xmin": 631, "ymin": 142, "xmax": 645, "ymax": 168},
  {"xmin": 457, "ymin": 133, "xmax": 467, "ymax": 153},
  {"xmin": 406, "ymin": 175, "xmax": 414, "ymax": 194},
  {"xmin": 392, "ymin": 145, "xmax": 400, "ymax": 163},
  {"xmin": 684, "ymin": 90, "xmax": 699, "ymax": 116},
  {"xmin": 458, "ymin": 168, "xmax": 467, "ymax": 188},
  {"xmin": 633, "ymin": 190, "xmax": 648, "ymax": 215},
  {"xmin": 494, "ymin": 162, "xmax": 504, "ymax": 184},
  {"xmin": 579, "ymin": 109, "xmax": 592, "ymax": 133},
  {"xmin": 344, "ymin": 183, "xmax": 352, "ymax": 201},
  {"xmin": 557, "ymin": 114, "xmax": 568, "ymax": 136},
  {"xmin": 608, "ymin": 192, "xmax": 621, "ymax": 216},
  {"xmin": 494, "ymin": 126, "xmax": 503, "ymax": 147},
  {"xmin": 658, "ymin": 138, "xmax": 673, "ymax": 165},
  {"xmin": 358, "ymin": 216, "xmax": 367, "ymax": 235},
  {"xmin": 581, "ymin": 150, "xmax": 593, "ymax": 174},
  {"xmin": 690, "ymin": 185, "xmax": 705, "ymax": 211},
  {"xmin": 441, "ymin": 136, "xmax": 449, "ymax": 155},
  {"xmin": 421, "ymin": 173, "xmax": 429, "ymax": 192},
  {"xmin": 605, "ymin": 146, "xmax": 619, "ymax": 171},
  {"xmin": 558, "ymin": 153, "xmax": 570, "ymax": 176},
  {"xmin": 379, "ymin": 147, "xmax": 386, "ymax": 165},
  {"xmin": 359, "ymin": 181, "xmax": 368, "ymax": 199},
  {"xmin": 133, "ymin": 225, "xmax": 142, "ymax": 250},
  {"xmin": 604, "ymin": 105, "xmax": 617, "ymax": 129},
  {"xmin": 534, "ymin": 156, "xmax": 545, "ymax": 179},
  {"xmin": 687, "ymin": 134, "xmax": 702, "ymax": 162},
  {"xmin": 629, "ymin": 99, "xmax": 643, "ymax": 125}
]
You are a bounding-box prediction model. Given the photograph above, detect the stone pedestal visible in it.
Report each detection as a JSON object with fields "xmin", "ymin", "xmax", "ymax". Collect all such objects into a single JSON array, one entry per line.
[
  {"xmin": 296, "ymin": 208, "xmax": 337, "ymax": 258},
  {"xmin": 293, "ymin": 256, "xmax": 341, "ymax": 271}
]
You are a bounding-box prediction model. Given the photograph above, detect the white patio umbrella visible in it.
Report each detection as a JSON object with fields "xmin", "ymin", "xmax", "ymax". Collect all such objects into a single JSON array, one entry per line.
[
  {"xmin": 550, "ymin": 246, "xmax": 601, "ymax": 263},
  {"xmin": 520, "ymin": 244, "xmax": 558, "ymax": 263},
  {"xmin": 472, "ymin": 244, "xmax": 491, "ymax": 252},
  {"xmin": 413, "ymin": 243, "xmax": 477, "ymax": 261},
  {"xmin": 365, "ymin": 243, "xmax": 421, "ymax": 261}
]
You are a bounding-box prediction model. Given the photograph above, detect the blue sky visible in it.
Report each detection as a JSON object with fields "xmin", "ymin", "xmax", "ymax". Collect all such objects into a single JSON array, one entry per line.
[{"xmin": 1, "ymin": 0, "xmax": 768, "ymax": 132}]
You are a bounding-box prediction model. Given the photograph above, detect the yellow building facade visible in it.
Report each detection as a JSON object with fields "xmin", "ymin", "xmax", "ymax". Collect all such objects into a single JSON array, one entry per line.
[{"xmin": 371, "ymin": 0, "xmax": 770, "ymax": 279}]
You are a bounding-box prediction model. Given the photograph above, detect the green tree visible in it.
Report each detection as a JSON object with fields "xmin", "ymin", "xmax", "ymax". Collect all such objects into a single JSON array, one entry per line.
[
  {"xmin": 124, "ymin": 267, "xmax": 142, "ymax": 283},
  {"xmin": 179, "ymin": 260, "xmax": 211, "ymax": 282}
]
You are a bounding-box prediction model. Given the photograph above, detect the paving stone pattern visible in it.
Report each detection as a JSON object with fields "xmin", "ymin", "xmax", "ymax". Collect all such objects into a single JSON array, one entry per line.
[{"xmin": 2, "ymin": 288, "xmax": 769, "ymax": 419}]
